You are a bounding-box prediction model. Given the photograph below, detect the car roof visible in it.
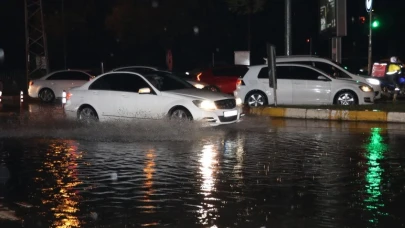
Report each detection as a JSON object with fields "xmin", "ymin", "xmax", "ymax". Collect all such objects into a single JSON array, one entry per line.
[{"xmin": 112, "ymin": 66, "xmax": 160, "ymax": 71}]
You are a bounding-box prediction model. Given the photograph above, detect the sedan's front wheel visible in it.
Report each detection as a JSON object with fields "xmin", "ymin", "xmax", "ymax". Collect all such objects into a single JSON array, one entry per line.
[
  {"xmin": 335, "ymin": 91, "xmax": 358, "ymax": 105},
  {"xmin": 78, "ymin": 106, "xmax": 99, "ymax": 123},
  {"xmin": 170, "ymin": 108, "xmax": 193, "ymax": 121}
]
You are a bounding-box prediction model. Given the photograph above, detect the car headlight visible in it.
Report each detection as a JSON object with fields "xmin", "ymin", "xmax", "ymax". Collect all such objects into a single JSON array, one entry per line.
[
  {"xmin": 193, "ymin": 83, "xmax": 205, "ymax": 89},
  {"xmin": 193, "ymin": 100, "xmax": 217, "ymax": 110},
  {"xmin": 360, "ymin": 85, "xmax": 374, "ymax": 92},
  {"xmin": 236, "ymin": 98, "xmax": 242, "ymax": 106},
  {"xmin": 366, "ymin": 78, "xmax": 380, "ymax": 86}
]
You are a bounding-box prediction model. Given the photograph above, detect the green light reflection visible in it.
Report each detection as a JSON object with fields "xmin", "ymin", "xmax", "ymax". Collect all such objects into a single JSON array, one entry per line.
[{"xmin": 364, "ymin": 127, "xmax": 388, "ymax": 224}]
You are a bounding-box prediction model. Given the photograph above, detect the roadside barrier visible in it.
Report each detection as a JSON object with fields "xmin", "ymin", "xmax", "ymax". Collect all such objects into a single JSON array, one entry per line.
[{"xmin": 249, "ymin": 107, "xmax": 405, "ymax": 123}]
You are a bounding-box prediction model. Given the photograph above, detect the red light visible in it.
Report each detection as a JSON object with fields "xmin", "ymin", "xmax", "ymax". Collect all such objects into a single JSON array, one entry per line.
[
  {"xmin": 196, "ymin": 72, "xmax": 202, "ymax": 81},
  {"xmin": 29, "ymin": 80, "xmax": 34, "ymax": 86},
  {"xmin": 359, "ymin": 16, "xmax": 366, "ymax": 24},
  {"xmin": 306, "ymin": 39, "xmax": 310, "ymax": 43},
  {"xmin": 67, "ymin": 92, "xmax": 72, "ymax": 100},
  {"xmin": 236, "ymin": 79, "xmax": 242, "ymax": 86}
]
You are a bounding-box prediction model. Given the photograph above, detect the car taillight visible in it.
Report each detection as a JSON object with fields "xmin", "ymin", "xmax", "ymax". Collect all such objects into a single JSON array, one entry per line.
[
  {"xmin": 196, "ymin": 73, "xmax": 202, "ymax": 81},
  {"xmin": 236, "ymin": 79, "xmax": 245, "ymax": 86},
  {"xmin": 29, "ymin": 80, "xmax": 34, "ymax": 86},
  {"xmin": 67, "ymin": 92, "xmax": 72, "ymax": 100}
]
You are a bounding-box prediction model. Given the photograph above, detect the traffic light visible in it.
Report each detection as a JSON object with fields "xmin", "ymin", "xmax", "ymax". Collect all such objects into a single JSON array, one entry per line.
[
  {"xmin": 359, "ymin": 16, "xmax": 366, "ymax": 24},
  {"xmin": 372, "ymin": 20, "xmax": 380, "ymax": 28}
]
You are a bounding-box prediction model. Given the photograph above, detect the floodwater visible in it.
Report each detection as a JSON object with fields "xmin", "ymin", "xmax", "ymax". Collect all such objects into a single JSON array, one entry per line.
[{"xmin": 0, "ymin": 104, "xmax": 405, "ymax": 227}]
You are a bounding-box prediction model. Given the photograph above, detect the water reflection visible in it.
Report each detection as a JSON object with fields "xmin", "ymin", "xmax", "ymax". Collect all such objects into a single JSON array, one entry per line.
[
  {"xmin": 142, "ymin": 148, "xmax": 156, "ymax": 214},
  {"xmin": 198, "ymin": 142, "xmax": 219, "ymax": 226},
  {"xmin": 37, "ymin": 140, "xmax": 83, "ymax": 228},
  {"xmin": 364, "ymin": 128, "xmax": 388, "ymax": 225}
]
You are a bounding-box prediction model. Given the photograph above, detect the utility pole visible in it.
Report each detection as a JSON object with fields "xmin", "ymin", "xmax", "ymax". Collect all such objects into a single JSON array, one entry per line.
[
  {"xmin": 25, "ymin": 0, "xmax": 50, "ymax": 90},
  {"xmin": 366, "ymin": 0, "xmax": 373, "ymax": 74},
  {"xmin": 367, "ymin": 10, "xmax": 373, "ymax": 74},
  {"xmin": 285, "ymin": 0, "xmax": 292, "ymax": 56},
  {"xmin": 62, "ymin": 0, "xmax": 67, "ymax": 69}
]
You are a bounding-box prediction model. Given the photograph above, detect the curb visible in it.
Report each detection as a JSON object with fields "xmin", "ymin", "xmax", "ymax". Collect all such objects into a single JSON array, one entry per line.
[{"xmin": 249, "ymin": 107, "xmax": 405, "ymax": 123}]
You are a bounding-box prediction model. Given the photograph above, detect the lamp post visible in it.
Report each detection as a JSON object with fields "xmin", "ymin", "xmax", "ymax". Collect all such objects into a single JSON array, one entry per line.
[{"xmin": 366, "ymin": 0, "xmax": 373, "ymax": 74}]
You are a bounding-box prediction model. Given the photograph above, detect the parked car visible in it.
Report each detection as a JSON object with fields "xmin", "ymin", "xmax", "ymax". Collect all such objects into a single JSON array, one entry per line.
[
  {"xmin": 28, "ymin": 70, "xmax": 93, "ymax": 102},
  {"xmin": 268, "ymin": 56, "xmax": 382, "ymax": 99},
  {"xmin": 112, "ymin": 66, "xmax": 217, "ymax": 91},
  {"xmin": 64, "ymin": 71, "xmax": 243, "ymax": 126},
  {"xmin": 192, "ymin": 65, "xmax": 250, "ymax": 94},
  {"xmin": 234, "ymin": 63, "xmax": 375, "ymax": 106}
]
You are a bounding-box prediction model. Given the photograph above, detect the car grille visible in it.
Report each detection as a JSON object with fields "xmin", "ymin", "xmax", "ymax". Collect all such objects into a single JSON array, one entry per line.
[
  {"xmin": 215, "ymin": 99, "xmax": 236, "ymax": 109},
  {"xmin": 218, "ymin": 115, "xmax": 238, "ymax": 122}
]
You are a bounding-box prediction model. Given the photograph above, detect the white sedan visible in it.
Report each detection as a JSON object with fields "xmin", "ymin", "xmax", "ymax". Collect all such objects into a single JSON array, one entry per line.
[
  {"xmin": 28, "ymin": 70, "xmax": 93, "ymax": 102},
  {"xmin": 234, "ymin": 63, "xmax": 375, "ymax": 106},
  {"xmin": 64, "ymin": 71, "xmax": 244, "ymax": 126}
]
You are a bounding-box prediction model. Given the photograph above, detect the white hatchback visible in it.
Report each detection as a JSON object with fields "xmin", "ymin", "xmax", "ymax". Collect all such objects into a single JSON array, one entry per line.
[
  {"xmin": 234, "ymin": 63, "xmax": 375, "ymax": 106},
  {"xmin": 64, "ymin": 71, "xmax": 243, "ymax": 126},
  {"xmin": 28, "ymin": 70, "xmax": 93, "ymax": 102},
  {"xmin": 274, "ymin": 56, "xmax": 382, "ymax": 99}
]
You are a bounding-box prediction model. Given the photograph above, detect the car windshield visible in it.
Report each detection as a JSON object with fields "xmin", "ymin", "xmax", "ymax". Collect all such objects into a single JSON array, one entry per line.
[{"xmin": 143, "ymin": 72, "xmax": 194, "ymax": 91}]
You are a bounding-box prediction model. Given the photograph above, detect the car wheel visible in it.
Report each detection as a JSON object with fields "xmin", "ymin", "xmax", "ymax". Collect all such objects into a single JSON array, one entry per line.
[
  {"xmin": 170, "ymin": 108, "xmax": 193, "ymax": 121},
  {"xmin": 39, "ymin": 88, "xmax": 55, "ymax": 103},
  {"xmin": 78, "ymin": 106, "xmax": 99, "ymax": 123},
  {"xmin": 246, "ymin": 91, "xmax": 268, "ymax": 107},
  {"xmin": 335, "ymin": 91, "xmax": 358, "ymax": 105},
  {"xmin": 206, "ymin": 85, "xmax": 220, "ymax": 92}
]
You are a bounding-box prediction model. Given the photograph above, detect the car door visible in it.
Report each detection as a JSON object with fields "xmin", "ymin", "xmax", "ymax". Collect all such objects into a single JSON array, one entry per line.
[
  {"xmin": 257, "ymin": 66, "xmax": 293, "ymax": 104},
  {"xmin": 87, "ymin": 74, "xmax": 120, "ymax": 119},
  {"xmin": 45, "ymin": 72, "xmax": 71, "ymax": 97},
  {"xmin": 111, "ymin": 73, "xmax": 164, "ymax": 119},
  {"xmin": 288, "ymin": 66, "xmax": 331, "ymax": 105}
]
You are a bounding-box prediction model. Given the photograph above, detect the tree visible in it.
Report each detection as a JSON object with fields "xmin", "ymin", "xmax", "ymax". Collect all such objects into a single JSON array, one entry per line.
[{"xmin": 225, "ymin": 0, "xmax": 267, "ymax": 51}]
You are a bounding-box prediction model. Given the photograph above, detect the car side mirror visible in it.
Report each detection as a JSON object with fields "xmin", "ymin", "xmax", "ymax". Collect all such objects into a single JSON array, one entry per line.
[
  {"xmin": 318, "ymin": 75, "xmax": 329, "ymax": 81},
  {"xmin": 138, "ymin": 87, "xmax": 151, "ymax": 94}
]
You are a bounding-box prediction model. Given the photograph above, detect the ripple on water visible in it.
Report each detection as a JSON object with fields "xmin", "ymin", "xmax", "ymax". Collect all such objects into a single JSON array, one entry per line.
[{"xmin": 0, "ymin": 118, "xmax": 405, "ymax": 227}]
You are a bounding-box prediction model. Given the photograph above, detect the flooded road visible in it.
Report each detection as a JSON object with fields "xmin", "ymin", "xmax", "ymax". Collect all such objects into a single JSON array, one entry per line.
[{"xmin": 1, "ymin": 103, "xmax": 405, "ymax": 227}]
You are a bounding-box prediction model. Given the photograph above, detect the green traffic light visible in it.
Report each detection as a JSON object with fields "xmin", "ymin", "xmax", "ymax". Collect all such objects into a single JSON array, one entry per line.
[{"xmin": 372, "ymin": 20, "xmax": 380, "ymax": 28}]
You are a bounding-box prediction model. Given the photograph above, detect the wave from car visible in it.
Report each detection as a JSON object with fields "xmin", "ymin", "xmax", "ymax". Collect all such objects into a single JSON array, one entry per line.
[{"xmin": 64, "ymin": 71, "xmax": 243, "ymax": 126}]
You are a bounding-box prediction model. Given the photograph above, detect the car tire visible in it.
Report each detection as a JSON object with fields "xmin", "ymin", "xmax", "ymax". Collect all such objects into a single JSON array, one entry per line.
[
  {"xmin": 39, "ymin": 88, "xmax": 55, "ymax": 103},
  {"xmin": 169, "ymin": 107, "xmax": 193, "ymax": 121},
  {"xmin": 245, "ymin": 91, "xmax": 268, "ymax": 107},
  {"xmin": 334, "ymin": 90, "xmax": 358, "ymax": 105},
  {"xmin": 78, "ymin": 106, "xmax": 99, "ymax": 123}
]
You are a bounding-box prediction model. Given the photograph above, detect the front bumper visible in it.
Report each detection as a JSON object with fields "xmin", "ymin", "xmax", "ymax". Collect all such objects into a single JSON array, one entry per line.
[{"xmin": 192, "ymin": 106, "xmax": 244, "ymax": 126}]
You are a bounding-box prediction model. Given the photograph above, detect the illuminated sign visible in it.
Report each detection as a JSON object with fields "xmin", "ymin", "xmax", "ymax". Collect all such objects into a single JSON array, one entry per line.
[
  {"xmin": 366, "ymin": 0, "xmax": 373, "ymax": 12},
  {"xmin": 319, "ymin": 0, "xmax": 347, "ymax": 37},
  {"xmin": 320, "ymin": 0, "xmax": 336, "ymax": 32}
]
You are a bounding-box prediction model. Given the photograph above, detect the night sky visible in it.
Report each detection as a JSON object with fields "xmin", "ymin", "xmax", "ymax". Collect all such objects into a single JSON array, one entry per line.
[{"xmin": 0, "ymin": 0, "xmax": 404, "ymax": 72}]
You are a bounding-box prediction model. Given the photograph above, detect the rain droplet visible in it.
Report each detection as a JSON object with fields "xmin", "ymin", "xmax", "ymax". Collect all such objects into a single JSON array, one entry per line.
[
  {"xmin": 111, "ymin": 172, "xmax": 118, "ymax": 180},
  {"xmin": 193, "ymin": 26, "xmax": 199, "ymax": 35}
]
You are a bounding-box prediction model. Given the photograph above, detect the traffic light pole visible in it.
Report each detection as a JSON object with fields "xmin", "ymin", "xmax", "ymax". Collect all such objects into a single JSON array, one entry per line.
[{"xmin": 367, "ymin": 10, "xmax": 373, "ymax": 75}]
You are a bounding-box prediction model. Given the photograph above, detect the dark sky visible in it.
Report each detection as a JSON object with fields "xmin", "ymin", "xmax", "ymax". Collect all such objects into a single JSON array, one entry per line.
[{"xmin": 0, "ymin": 0, "xmax": 404, "ymax": 72}]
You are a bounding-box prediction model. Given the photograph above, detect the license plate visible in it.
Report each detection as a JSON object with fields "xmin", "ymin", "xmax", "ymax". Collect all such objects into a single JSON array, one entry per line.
[{"xmin": 223, "ymin": 110, "xmax": 238, "ymax": 117}]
